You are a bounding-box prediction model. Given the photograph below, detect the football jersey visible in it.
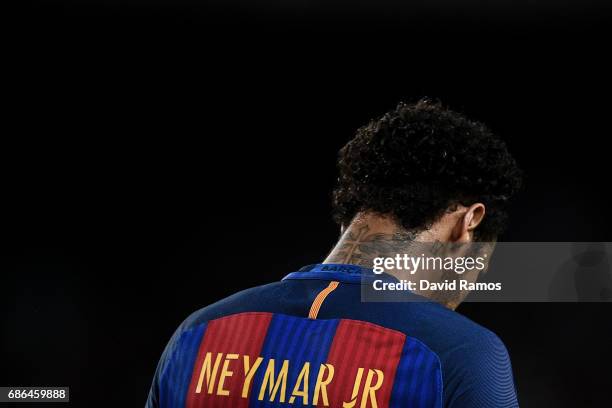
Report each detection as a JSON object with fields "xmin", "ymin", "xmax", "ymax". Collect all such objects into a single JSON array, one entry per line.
[{"xmin": 146, "ymin": 264, "xmax": 518, "ymax": 407}]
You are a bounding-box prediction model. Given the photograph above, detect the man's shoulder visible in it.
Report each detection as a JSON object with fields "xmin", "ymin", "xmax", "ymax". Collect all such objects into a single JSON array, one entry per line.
[
  {"xmin": 179, "ymin": 281, "xmax": 286, "ymax": 330},
  {"xmin": 412, "ymin": 301, "xmax": 502, "ymax": 347},
  {"xmin": 348, "ymin": 297, "xmax": 505, "ymax": 357},
  {"xmin": 378, "ymin": 302, "xmax": 514, "ymax": 405},
  {"xmin": 420, "ymin": 305, "xmax": 515, "ymax": 406}
]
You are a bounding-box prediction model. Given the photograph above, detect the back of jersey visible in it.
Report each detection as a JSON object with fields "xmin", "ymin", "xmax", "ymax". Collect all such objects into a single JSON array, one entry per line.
[{"xmin": 147, "ymin": 264, "xmax": 517, "ymax": 408}]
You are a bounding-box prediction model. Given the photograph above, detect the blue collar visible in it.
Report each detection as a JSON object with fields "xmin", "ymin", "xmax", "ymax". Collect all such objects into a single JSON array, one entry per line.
[{"xmin": 282, "ymin": 263, "xmax": 398, "ymax": 284}]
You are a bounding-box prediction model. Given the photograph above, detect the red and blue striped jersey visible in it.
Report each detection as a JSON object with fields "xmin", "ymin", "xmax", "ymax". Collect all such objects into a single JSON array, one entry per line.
[{"xmin": 147, "ymin": 264, "xmax": 518, "ymax": 407}]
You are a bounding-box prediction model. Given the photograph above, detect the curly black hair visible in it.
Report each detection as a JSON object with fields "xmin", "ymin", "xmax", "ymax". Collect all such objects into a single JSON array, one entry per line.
[{"xmin": 332, "ymin": 99, "xmax": 523, "ymax": 241}]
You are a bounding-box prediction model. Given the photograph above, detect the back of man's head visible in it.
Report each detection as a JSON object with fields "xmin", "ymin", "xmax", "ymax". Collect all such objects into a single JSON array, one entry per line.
[{"xmin": 332, "ymin": 99, "xmax": 523, "ymax": 241}]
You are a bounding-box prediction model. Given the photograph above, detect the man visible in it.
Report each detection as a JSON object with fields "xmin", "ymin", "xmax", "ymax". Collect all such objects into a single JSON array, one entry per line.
[{"xmin": 147, "ymin": 100, "xmax": 522, "ymax": 407}]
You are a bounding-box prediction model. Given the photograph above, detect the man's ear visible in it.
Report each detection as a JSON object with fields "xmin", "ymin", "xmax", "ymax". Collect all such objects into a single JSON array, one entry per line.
[{"xmin": 451, "ymin": 203, "xmax": 486, "ymax": 242}]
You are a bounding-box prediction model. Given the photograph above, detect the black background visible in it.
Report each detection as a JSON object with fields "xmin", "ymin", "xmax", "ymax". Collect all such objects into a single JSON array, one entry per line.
[{"xmin": 3, "ymin": 1, "xmax": 612, "ymax": 406}]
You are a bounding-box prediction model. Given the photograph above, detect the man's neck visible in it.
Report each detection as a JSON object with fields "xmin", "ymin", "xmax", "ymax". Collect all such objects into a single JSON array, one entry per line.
[{"xmin": 323, "ymin": 212, "xmax": 417, "ymax": 268}]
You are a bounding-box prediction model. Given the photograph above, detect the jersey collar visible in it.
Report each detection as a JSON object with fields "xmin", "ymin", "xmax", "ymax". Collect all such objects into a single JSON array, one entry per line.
[{"xmin": 282, "ymin": 263, "xmax": 398, "ymax": 284}]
